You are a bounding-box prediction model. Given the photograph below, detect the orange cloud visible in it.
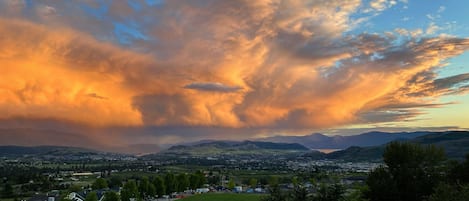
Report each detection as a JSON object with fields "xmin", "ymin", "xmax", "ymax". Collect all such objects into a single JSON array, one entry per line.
[
  {"xmin": 0, "ymin": 19, "xmax": 143, "ymax": 127},
  {"xmin": 0, "ymin": 1, "xmax": 468, "ymax": 149}
]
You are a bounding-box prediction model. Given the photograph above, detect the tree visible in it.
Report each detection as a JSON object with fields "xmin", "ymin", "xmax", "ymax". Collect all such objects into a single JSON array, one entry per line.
[
  {"xmin": 364, "ymin": 167, "xmax": 397, "ymax": 201},
  {"xmin": 107, "ymin": 176, "xmax": 122, "ymax": 188},
  {"xmin": 164, "ymin": 173, "xmax": 177, "ymax": 194},
  {"xmin": 103, "ymin": 191, "xmax": 119, "ymax": 201},
  {"xmin": 291, "ymin": 177, "xmax": 299, "ymax": 186},
  {"xmin": 344, "ymin": 186, "xmax": 368, "ymax": 201},
  {"xmin": 84, "ymin": 192, "xmax": 98, "ymax": 201},
  {"xmin": 147, "ymin": 184, "xmax": 156, "ymax": 198},
  {"xmin": 92, "ymin": 178, "xmax": 108, "ymax": 190},
  {"xmin": 152, "ymin": 176, "xmax": 165, "ymax": 197},
  {"xmin": 249, "ymin": 178, "xmax": 258, "ymax": 188},
  {"xmin": 2, "ymin": 183, "xmax": 14, "ymax": 198},
  {"xmin": 176, "ymin": 174, "xmax": 189, "ymax": 192},
  {"xmin": 138, "ymin": 177, "xmax": 149, "ymax": 198},
  {"xmin": 121, "ymin": 181, "xmax": 139, "ymax": 201},
  {"xmin": 312, "ymin": 183, "xmax": 345, "ymax": 201},
  {"xmin": 427, "ymin": 183, "xmax": 469, "ymax": 201},
  {"xmin": 68, "ymin": 185, "xmax": 82, "ymax": 193},
  {"xmin": 189, "ymin": 174, "xmax": 199, "ymax": 190},
  {"xmin": 196, "ymin": 171, "xmax": 206, "ymax": 187},
  {"xmin": 261, "ymin": 185, "xmax": 286, "ymax": 201},
  {"xmin": 189, "ymin": 171, "xmax": 205, "ymax": 190},
  {"xmin": 290, "ymin": 185, "xmax": 308, "ymax": 201},
  {"xmin": 365, "ymin": 142, "xmax": 446, "ymax": 201},
  {"xmin": 268, "ymin": 176, "xmax": 279, "ymax": 187},
  {"xmin": 448, "ymin": 154, "xmax": 469, "ymax": 185},
  {"xmin": 227, "ymin": 179, "xmax": 235, "ymax": 190}
]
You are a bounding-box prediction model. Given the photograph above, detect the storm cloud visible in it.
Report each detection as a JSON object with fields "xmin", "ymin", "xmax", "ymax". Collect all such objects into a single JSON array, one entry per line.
[{"xmin": 0, "ymin": 0, "xmax": 468, "ymax": 150}]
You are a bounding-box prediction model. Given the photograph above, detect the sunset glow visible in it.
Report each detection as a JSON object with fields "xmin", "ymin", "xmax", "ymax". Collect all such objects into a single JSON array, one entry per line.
[{"xmin": 1, "ymin": 0, "xmax": 468, "ymax": 151}]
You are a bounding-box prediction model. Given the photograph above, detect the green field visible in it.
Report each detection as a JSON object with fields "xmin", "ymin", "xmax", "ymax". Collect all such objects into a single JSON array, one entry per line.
[{"xmin": 180, "ymin": 193, "xmax": 262, "ymax": 201}]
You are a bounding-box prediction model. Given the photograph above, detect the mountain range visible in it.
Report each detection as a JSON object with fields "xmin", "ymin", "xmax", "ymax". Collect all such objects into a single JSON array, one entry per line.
[
  {"xmin": 322, "ymin": 131, "xmax": 469, "ymax": 161},
  {"xmin": 2, "ymin": 131, "xmax": 469, "ymax": 161},
  {"xmin": 259, "ymin": 131, "xmax": 430, "ymax": 149},
  {"xmin": 162, "ymin": 131, "xmax": 469, "ymax": 161}
]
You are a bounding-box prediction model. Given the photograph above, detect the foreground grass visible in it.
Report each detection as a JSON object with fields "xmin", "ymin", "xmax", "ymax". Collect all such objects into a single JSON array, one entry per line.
[{"xmin": 180, "ymin": 193, "xmax": 263, "ymax": 201}]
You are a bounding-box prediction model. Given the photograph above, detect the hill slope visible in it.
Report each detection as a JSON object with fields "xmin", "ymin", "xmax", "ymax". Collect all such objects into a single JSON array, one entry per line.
[
  {"xmin": 0, "ymin": 145, "xmax": 98, "ymax": 157},
  {"xmin": 163, "ymin": 140, "xmax": 310, "ymax": 156}
]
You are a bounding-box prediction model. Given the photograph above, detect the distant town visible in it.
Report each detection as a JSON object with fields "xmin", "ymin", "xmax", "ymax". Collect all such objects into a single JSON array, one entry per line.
[{"xmin": 1, "ymin": 131, "xmax": 469, "ymax": 201}]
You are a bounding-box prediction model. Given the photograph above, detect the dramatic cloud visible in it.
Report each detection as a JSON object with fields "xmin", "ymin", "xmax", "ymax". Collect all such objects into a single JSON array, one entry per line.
[
  {"xmin": 184, "ymin": 82, "xmax": 243, "ymax": 93},
  {"xmin": 0, "ymin": 0, "xmax": 468, "ymax": 150}
]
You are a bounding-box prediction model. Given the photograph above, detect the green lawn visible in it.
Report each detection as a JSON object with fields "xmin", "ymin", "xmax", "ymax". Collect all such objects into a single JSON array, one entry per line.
[{"xmin": 180, "ymin": 193, "xmax": 263, "ymax": 201}]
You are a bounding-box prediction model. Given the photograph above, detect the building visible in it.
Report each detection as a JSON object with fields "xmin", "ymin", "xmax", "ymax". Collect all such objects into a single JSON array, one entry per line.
[{"xmin": 68, "ymin": 190, "xmax": 111, "ymax": 201}]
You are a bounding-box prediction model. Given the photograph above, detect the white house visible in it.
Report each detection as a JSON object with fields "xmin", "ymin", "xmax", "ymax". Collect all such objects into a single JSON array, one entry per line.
[{"xmin": 195, "ymin": 188, "xmax": 210, "ymax": 193}]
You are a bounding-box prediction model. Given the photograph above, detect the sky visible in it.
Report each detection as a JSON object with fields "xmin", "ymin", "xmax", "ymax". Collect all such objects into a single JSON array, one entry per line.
[{"xmin": 0, "ymin": 0, "xmax": 468, "ymax": 152}]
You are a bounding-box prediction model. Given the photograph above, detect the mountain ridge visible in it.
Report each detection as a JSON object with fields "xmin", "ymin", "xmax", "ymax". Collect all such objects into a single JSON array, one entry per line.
[
  {"xmin": 320, "ymin": 131, "xmax": 469, "ymax": 161},
  {"xmin": 259, "ymin": 131, "xmax": 433, "ymax": 149}
]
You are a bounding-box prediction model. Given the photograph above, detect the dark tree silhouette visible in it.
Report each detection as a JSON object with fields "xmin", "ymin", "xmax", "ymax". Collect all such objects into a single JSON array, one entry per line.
[{"xmin": 364, "ymin": 142, "xmax": 446, "ymax": 201}]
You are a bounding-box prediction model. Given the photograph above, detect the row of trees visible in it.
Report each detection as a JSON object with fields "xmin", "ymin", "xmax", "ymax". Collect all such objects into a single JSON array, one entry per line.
[
  {"xmin": 83, "ymin": 171, "xmax": 206, "ymax": 201},
  {"xmin": 128, "ymin": 171, "xmax": 205, "ymax": 198}
]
